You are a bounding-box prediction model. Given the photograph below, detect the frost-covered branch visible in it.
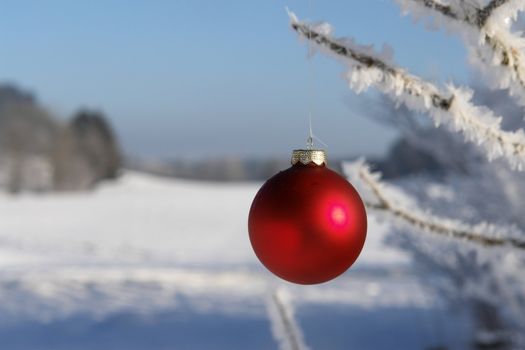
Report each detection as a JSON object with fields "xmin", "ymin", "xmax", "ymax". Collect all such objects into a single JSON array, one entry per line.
[
  {"xmin": 409, "ymin": 0, "xmax": 458, "ymax": 20},
  {"xmin": 397, "ymin": 0, "xmax": 525, "ymax": 105},
  {"xmin": 403, "ymin": 0, "xmax": 519, "ymax": 27},
  {"xmin": 347, "ymin": 161, "xmax": 525, "ymax": 250},
  {"xmin": 289, "ymin": 12, "xmax": 525, "ymax": 170},
  {"xmin": 266, "ymin": 288, "xmax": 309, "ymax": 350},
  {"xmin": 478, "ymin": 0, "xmax": 521, "ymax": 26}
]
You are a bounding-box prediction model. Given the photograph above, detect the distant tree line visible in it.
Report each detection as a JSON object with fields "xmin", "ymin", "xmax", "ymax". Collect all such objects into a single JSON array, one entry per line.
[{"xmin": 0, "ymin": 84, "xmax": 120, "ymax": 193}]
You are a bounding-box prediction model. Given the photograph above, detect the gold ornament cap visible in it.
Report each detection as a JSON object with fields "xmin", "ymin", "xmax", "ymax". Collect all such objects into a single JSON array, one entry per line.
[{"xmin": 291, "ymin": 149, "xmax": 327, "ymax": 166}]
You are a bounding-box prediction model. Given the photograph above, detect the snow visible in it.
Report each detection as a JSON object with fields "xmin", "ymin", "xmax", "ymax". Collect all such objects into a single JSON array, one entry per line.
[{"xmin": 0, "ymin": 172, "xmax": 471, "ymax": 349}]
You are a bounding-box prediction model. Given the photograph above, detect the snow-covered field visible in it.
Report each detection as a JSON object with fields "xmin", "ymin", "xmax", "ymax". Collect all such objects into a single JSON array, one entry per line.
[{"xmin": 0, "ymin": 172, "xmax": 472, "ymax": 349}]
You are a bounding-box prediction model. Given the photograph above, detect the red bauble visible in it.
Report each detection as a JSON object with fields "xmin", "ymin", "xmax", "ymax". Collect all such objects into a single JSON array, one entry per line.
[{"xmin": 248, "ymin": 149, "xmax": 367, "ymax": 285}]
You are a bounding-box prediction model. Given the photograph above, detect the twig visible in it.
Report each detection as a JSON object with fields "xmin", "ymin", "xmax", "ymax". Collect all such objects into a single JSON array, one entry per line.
[
  {"xmin": 267, "ymin": 288, "xmax": 308, "ymax": 350},
  {"xmin": 357, "ymin": 164, "xmax": 525, "ymax": 250}
]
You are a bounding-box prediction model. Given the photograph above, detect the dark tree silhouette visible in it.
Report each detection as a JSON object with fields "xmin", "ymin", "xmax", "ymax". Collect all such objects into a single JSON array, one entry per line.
[{"xmin": 53, "ymin": 109, "xmax": 121, "ymax": 190}]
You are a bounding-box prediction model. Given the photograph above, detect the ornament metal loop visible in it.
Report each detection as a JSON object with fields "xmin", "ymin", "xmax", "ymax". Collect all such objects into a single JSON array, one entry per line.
[{"xmin": 291, "ymin": 149, "xmax": 327, "ymax": 166}]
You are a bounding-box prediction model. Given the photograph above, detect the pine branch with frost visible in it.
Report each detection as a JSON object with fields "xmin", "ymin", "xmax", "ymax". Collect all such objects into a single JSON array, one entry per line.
[
  {"xmin": 343, "ymin": 160, "xmax": 525, "ymax": 250},
  {"xmin": 396, "ymin": 0, "xmax": 525, "ymax": 106},
  {"xmin": 266, "ymin": 288, "xmax": 309, "ymax": 350},
  {"xmin": 288, "ymin": 12, "xmax": 525, "ymax": 170}
]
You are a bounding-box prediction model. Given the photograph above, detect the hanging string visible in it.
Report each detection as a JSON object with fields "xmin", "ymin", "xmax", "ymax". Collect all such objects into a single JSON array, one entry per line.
[
  {"xmin": 306, "ymin": 0, "xmax": 315, "ymax": 150},
  {"xmin": 304, "ymin": 0, "xmax": 328, "ymax": 151}
]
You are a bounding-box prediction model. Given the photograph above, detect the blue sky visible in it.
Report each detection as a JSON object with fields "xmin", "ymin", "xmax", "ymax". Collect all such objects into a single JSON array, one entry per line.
[{"xmin": 0, "ymin": 0, "xmax": 468, "ymax": 159}]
